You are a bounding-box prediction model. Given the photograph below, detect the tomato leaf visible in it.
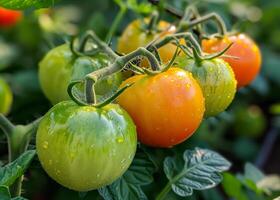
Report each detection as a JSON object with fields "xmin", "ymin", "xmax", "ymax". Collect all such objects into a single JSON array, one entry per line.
[
  {"xmin": 163, "ymin": 148, "xmax": 231, "ymax": 197},
  {"xmin": 98, "ymin": 150, "xmax": 156, "ymax": 200},
  {"xmin": 0, "ymin": 0, "xmax": 58, "ymax": 10},
  {"xmin": 0, "ymin": 185, "xmax": 10, "ymax": 200},
  {"xmin": 0, "ymin": 150, "xmax": 36, "ymax": 186}
]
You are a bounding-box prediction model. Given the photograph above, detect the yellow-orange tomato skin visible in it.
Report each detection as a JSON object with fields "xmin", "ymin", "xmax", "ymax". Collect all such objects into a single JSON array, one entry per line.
[
  {"xmin": 202, "ymin": 34, "xmax": 261, "ymax": 88},
  {"xmin": 117, "ymin": 20, "xmax": 180, "ymax": 64},
  {"xmin": 117, "ymin": 68, "xmax": 205, "ymax": 148}
]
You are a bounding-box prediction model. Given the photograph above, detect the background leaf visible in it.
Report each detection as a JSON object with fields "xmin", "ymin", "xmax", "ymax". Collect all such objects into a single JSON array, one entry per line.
[
  {"xmin": 0, "ymin": 150, "xmax": 36, "ymax": 186},
  {"xmin": 98, "ymin": 150, "xmax": 156, "ymax": 200},
  {"xmin": 0, "ymin": 0, "xmax": 58, "ymax": 10},
  {"xmin": 164, "ymin": 148, "xmax": 231, "ymax": 197}
]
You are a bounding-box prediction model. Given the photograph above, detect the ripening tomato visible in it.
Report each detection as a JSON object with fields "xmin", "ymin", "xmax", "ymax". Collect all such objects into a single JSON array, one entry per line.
[
  {"xmin": 0, "ymin": 7, "xmax": 22, "ymax": 27},
  {"xmin": 176, "ymin": 57, "xmax": 237, "ymax": 117},
  {"xmin": 117, "ymin": 68, "xmax": 205, "ymax": 148},
  {"xmin": 36, "ymin": 101, "xmax": 137, "ymax": 191},
  {"xmin": 39, "ymin": 44, "xmax": 123, "ymax": 105},
  {"xmin": 117, "ymin": 19, "xmax": 181, "ymax": 64},
  {"xmin": 202, "ymin": 34, "xmax": 261, "ymax": 88},
  {"xmin": 0, "ymin": 78, "xmax": 13, "ymax": 115}
]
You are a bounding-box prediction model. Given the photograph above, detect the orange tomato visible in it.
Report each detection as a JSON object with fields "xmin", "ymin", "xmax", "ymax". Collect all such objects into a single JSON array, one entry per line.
[
  {"xmin": 0, "ymin": 7, "xmax": 22, "ymax": 28},
  {"xmin": 117, "ymin": 19, "xmax": 180, "ymax": 65},
  {"xmin": 202, "ymin": 34, "xmax": 261, "ymax": 88},
  {"xmin": 117, "ymin": 68, "xmax": 205, "ymax": 148}
]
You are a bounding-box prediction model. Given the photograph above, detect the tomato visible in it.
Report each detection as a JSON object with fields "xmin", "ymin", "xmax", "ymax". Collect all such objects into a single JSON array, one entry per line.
[
  {"xmin": 117, "ymin": 19, "xmax": 180, "ymax": 64},
  {"xmin": 176, "ymin": 57, "xmax": 236, "ymax": 117},
  {"xmin": 39, "ymin": 44, "xmax": 123, "ymax": 105},
  {"xmin": 117, "ymin": 68, "xmax": 205, "ymax": 148},
  {"xmin": 0, "ymin": 78, "xmax": 13, "ymax": 115},
  {"xmin": 202, "ymin": 34, "xmax": 261, "ymax": 88},
  {"xmin": 234, "ymin": 105, "xmax": 266, "ymax": 138},
  {"xmin": 0, "ymin": 7, "xmax": 22, "ymax": 28},
  {"xmin": 36, "ymin": 101, "xmax": 137, "ymax": 191}
]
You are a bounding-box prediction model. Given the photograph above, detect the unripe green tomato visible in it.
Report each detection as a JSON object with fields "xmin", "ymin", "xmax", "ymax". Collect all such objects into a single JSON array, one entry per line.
[
  {"xmin": 36, "ymin": 101, "xmax": 137, "ymax": 191},
  {"xmin": 0, "ymin": 78, "xmax": 13, "ymax": 115},
  {"xmin": 176, "ymin": 57, "xmax": 237, "ymax": 117},
  {"xmin": 234, "ymin": 105, "xmax": 266, "ymax": 138},
  {"xmin": 39, "ymin": 44, "xmax": 123, "ymax": 105}
]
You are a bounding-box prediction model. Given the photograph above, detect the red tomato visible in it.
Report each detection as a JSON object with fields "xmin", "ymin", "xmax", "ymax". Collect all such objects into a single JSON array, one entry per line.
[
  {"xmin": 0, "ymin": 7, "xmax": 22, "ymax": 28},
  {"xmin": 202, "ymin": 34, "xmax": 261, "ymax": 88}
]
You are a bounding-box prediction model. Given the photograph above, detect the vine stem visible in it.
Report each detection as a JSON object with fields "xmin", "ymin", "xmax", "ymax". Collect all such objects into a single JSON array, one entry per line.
[
  {"xmin": 0, "ymin": 114, "xmax": 41, "ymax": 197},
  {"xmin": 105, "ymin": 6, "xmax": 127, "ymax": 44},
  {"xmin": 179, "ymin": 13, "xmax": 227, "ymax": 35},
  {"xmin": 155, "ymin": 182, "xmax": 172, "ymax": 200}
]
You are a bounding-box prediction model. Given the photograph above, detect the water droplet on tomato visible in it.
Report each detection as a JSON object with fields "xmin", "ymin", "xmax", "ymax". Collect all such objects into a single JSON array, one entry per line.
[
  {"xmin": 48, "ymin": 160, "xmax": 53, "ymax": 165},
  {"xmin": 43, "ymin": 141, "xmax": 48, "ymax": 149},
  {"xmin": 117, "ymin": 138, "xmax": 124, "ymax": 143}
]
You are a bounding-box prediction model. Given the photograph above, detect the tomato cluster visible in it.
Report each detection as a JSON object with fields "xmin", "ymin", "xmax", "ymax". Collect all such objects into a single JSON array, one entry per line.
[{"xmin": 35, "ymin": 6, "xmax": 261, "ymax": 192}]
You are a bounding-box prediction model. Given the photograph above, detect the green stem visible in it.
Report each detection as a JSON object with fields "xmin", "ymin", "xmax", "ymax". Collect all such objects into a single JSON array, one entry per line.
[
  {"xmin": 156, "ymin": 182, "xmax": 172, "ymax": 200},
  {"xmin": 150, "ymin": 32, "xmax": 202, "ymax": 55},
  {"xmin": 0, "ymin": 115, "xmax": 41, "ymax": 197},
  {"xmin": 0, "ymin": 114, "xmax": 15, "ymax": 162},
  {"xmin": 180, "ymin": 13, "xmax": 227, "ymax": 35},
  {"xmin": 105, "ymin": 6, "xmax": 127, "ymax": 44},
  {"xmin": 147, "ymin": 11, "xmax": 159, "ymax": 34}
]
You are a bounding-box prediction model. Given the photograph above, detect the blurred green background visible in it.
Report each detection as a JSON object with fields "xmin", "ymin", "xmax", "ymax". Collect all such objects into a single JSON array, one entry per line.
[{"xmin": 0, "ymin": 0, "xmax": 280, "ymax": 199}]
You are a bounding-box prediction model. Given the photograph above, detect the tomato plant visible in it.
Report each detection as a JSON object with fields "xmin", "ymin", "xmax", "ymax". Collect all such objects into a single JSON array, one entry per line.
[
  {"xmin": 0, "ymin": 7, "xmax": 22, "ymax": 27},
  {"xmin": 0, "ymin": 78, "xmax": 12, "ymax": 115},
  {"xmin": 39, "ymin": 44, "xmax": 123, "ymax": 104},
  {"xmin": 202, "ymin": 34, "xmax": 262, "ymax": 88},
  {"xmin": 0, "ymin": 0, "xmax": 278, "ymax": 200},
  {"xmin": 117, "ymin": 67, "xmax": 205, "ymax": 147},
  {"xmin": 36, "ymin": 101, "xmax": 137, "ymax": 191}
]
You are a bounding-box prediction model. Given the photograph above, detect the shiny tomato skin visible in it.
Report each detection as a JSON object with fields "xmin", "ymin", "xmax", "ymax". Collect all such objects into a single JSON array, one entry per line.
[
  {"xmin": 202, "ymin": 34, "xmax": 261, "ymax": 88},
  {"xmin": 39, "ymin": 44, "xmax": 123, "ymax": 105},
  {"xmin": 117, "ymin": 20, "xmax": 179, "ymax": 64},
  {"xmin": 0, "ymin": 78, "xmax": 13, "ymax": 115},
  {"xmin": 117, "ymin": 68, "xmax": 205, "ymax": 148},
  {"xmin": 36, "ymin": 101, "xmax": 137, "ymax": 191},
  {"xmin": 0, "ymin": 7, "xmax": 22, "ymax": 27},
  {"xmin": 176, "ymin": 57, "xmax": 237, "ymax": 117}
]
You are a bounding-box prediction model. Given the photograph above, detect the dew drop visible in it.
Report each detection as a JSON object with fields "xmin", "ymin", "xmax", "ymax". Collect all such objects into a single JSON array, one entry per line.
[
  {"xmin": 117, "ymin": 138, "xmax": 124, "ymax": 143},
  {"xmin": 43, "ymin": 141, "xmax": 48, "ymax": 149},
  {"xmin": 48, "ymin": 160, "xmax": 53, "ymax": 165}
]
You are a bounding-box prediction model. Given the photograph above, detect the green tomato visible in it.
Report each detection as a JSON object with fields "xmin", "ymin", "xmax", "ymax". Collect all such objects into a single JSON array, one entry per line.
[
  {"xmin": 36, "ymin": 101, "xmax": 137, "ymax": 191},
  {"xmin": 39, "ymin": 44, "xmax": 123, "ymax": 105},
  {"xmin": 176, "ymin": 57, "xmax": 237, "ymax": 117},
  {"xmin": 234, "ymin": 105, "xmax": 266, "ymax": 138},
  {"xmin": 0, "ymin": 78, "xmax": 13, "ymax": 115}
]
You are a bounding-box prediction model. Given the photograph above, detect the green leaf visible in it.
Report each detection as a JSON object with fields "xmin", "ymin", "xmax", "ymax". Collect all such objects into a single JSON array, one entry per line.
[
  {"xmin": 222, "ymin": 173, "xmax": 248, "ymax": 200},
  {"xmin": 98, "ymin": 150, "xmax": 156, "ymax": 200},
  {"xmin": 0, "ymin": 150, "xmax": 36, "ymax": 186},
  {"xmin": 0, "ymin": 0, "xmax": 58, "ymax": 10},
  {"xmin": 164, "ymin": 148, "xmax": 231, "ymax": 197},
  {"xmin": 0, "ymin": 185, "xmax": 11, "ymax": 200},
  {"xmin": 113, "ymin": 0, "xmax": 153, "ymax": 14},
  {"xmin": 244, "ymin": 163, "xmax": 265, "ymax": 183}
]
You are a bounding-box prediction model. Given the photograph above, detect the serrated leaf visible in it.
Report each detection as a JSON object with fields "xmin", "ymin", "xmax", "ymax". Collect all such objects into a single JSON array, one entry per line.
[
  {"xmin": 0, "ymin": 150, "xmax": 36, "ymax": 186},
  {"xmin": 98, "ymin": 150, "xmax": 156, "ymax": 200},
  {"xmin": 164, "ymin": 148, "xmax": 231, "ymax": 197},
  {"xmin": 0, "ymin": 0, "xmax": 58, "ymax": 10},
  {"xmin": 0, "ymin": 185, "xmax": 11, "ymax": 200}
]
